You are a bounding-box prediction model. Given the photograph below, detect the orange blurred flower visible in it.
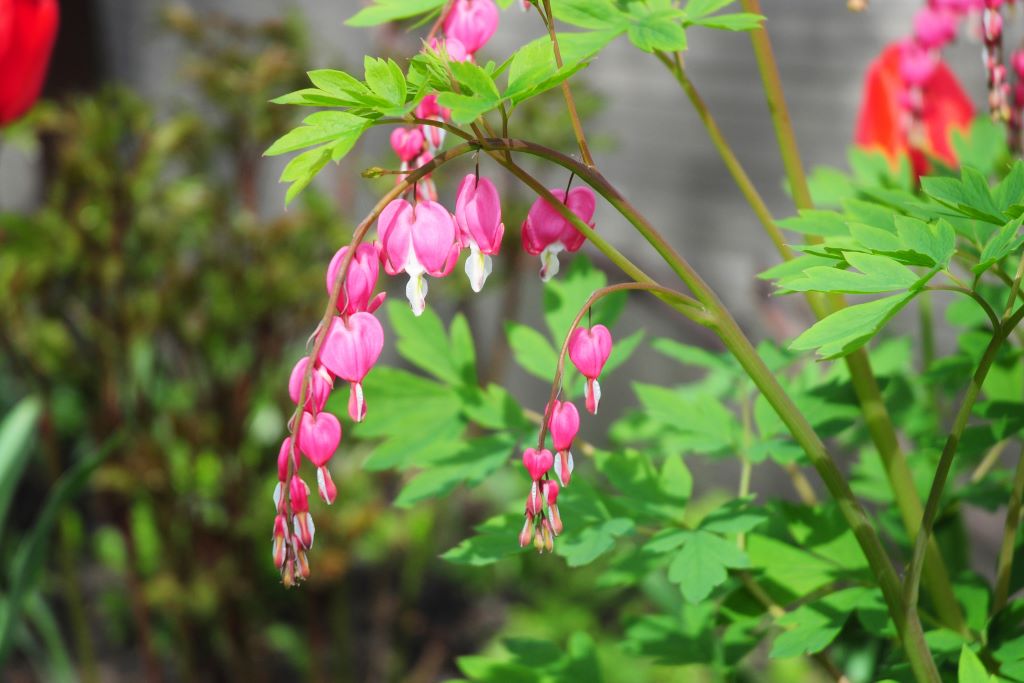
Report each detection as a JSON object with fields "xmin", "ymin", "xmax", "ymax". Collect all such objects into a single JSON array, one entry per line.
[{"xmin": 854, "ymin": 41, "xmax": 974, "ymax": 175}]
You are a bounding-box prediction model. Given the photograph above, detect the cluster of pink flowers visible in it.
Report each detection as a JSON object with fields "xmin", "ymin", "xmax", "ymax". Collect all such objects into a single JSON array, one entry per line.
[
  {"xmin": 273, "ymin": 0, "xmax": 615, "ymax": 581},
  {"xmin": 518, "ymin": 324, "xmax": 614, "ymax": 552},
  {"xmin": 273, "ymin": 245, "xmax": 386, "ymax": 585}
]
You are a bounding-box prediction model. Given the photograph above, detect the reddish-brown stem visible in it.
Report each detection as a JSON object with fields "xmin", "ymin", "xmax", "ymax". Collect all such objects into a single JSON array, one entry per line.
[
  {"xmin": 539, "ymin": 0, "xmax": 595, "ymax": 167},
  {"xmin": 425, "ymin": 0, "xmax": 455, "ymax": 45},
  {"xmin": 536, "ymin": 282, "xmax": 700, "ymax": 449}
]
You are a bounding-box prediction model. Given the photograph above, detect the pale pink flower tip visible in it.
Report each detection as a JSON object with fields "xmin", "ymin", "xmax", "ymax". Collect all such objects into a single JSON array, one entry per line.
[
  {"xmin": 568, "ymin": 324, "xmax": 613, "ymax": 414},
  {"xmin": 443, "ymin": 0, "xmax": 499, "ymax": 55},
  {"xmin": 455, "ymin": 174, "xmax": 504, "ymax": 292},
  {"xmin": 522, "ymin": 186, "xmax": 595, "ymax": 281}
]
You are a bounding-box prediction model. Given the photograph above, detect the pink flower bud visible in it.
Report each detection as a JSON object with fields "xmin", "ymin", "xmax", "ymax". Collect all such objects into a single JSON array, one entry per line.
[
  {"xmin": 326, "ymin": 243, "xmax": 383, "ymax": 315},
  {"xmin": 522, "ymin": 447, "xmax": 554, "ymax": 481},
  {"xmin": 569, "ymin": 324, "xmax": 613, "ymax": 414},
  {"xmin": 320, "ymin": 313, "xmax": 385, "ymax": 422},
  {"xmin": 983, "ymin": 7, "xmax": 1003, "ymax": 41},
  {"xmin": 429, "ymin": 36, "xmax": 470, "ymax": 62},
  {"xmin": 455, "ymin": 174, "xmax": 505, "ymax": 291},
  {"xmin": 272, "ymin": 514, "xmax": 289, "ymax": 569},
  {"xmin": 548, "ymin": 400, "xmax": 579, "ymax": 452},
  {"xmin": 288, "ymin": 356, "xmax": 333, "ymax": 414},
  {"xmin": 378, "ymin": 198, "xmax": 460, "ymax": 316},
  {"xmin": 390, "ymin": 127, "xmax": 425, "ymax": 162},
  {"xmin": 913, "ymin": 7, "xmax": 957, "ymax": 48},
  {"xmin": 297, "ymin": 410, "xmax": 342, "ymax": 468},
  {"xmin": 540, "ymin": 518, "xmax": 554, "ymax": 553},
  {"xmin": 899, "ymin": 40, "xmax": 939, "ymax": 86},
  {"xmin": 443, "ymin": 0, "xmax": 499, "ymax": 54},
  {"xmin": 292, "ymin": 537, "xmax": 311, "ymax": 579},
  {"xmin": 289, "ymin": 474, "xmax": 310, "ymax": 513},
  {"xmin": 526, "ymin": 480, "xmax": 543, "ymax": 516},
  {"xmin": 277, "ymin": 437, "xmax": 293, "ymax": 483},
  {"xmin": 519, "ymin": 516, "xmax": 534, "ymax": 547},
  {"xmin": 521, "ymin": 187, "xmax": 595, "ymax": 281}
]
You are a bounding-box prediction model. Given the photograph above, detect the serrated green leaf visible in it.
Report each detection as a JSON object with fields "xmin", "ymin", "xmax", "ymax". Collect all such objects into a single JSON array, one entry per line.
[
  {"xmin": 770, "ymin": 588, "xmax": 866, "ymax": 659},
  {"xmin": 789, "ymin": 291, "xmax": 916, "ymax": 359},
  {"xmin": 699, "ymin": 498, "xmax": 769, "ymax": 534},
  {"xmin": 551, "ymin": 0, "xmax": 626, "ymax": 28},
  {"xmin": 442, "ymin": 514, "xmax": 526, "ymax": 566},
  {"xmin": 668, "ymin": 530, "xmax": 748, "ymax": 603},
  {"xmin": 265, "ymin": 111, "xmax": 369, "ymax": 157},
  {"xmin": 776, "ymin": 210, "xmax": 850, "ymax": 238},
  {"xmin": 895, "ymin": 216, "xmax": 956, "ymax": 267},
  {"xmin": 388, "ymin": 301, "xmax": 465, "ymax": 384},
  {"xmin": 691, "ymin": 12, "xmax": 763, "ymax": 31},
  {"xmin": 364, "ymin": 57, "xmax": 406, "ymax": 106},
  {"xmin": 627, "ymin": 9, "xmax": 687, "ymax": 52},
  {"xmin": 684, "ymin": 0, "xmax": 735, "ymax": 19},
  {"xmin": 506, "ymin": 322, "xmax": 559, "ymax": 382},
  {"xmin": 346, "ymin": 0, "xmax": 446, "ymax": 27},
  {"xmin": 556, "ymin": 517, "xmax": 634, "ymax": 567},
  {"xmin": 958, "ymin": 645, "xmax": 994, "ymax": 683},
  {"xmin": 780, "ymin": 251, "xmax": 920, "ymax": 294},
  {"xmin": 975, "ymin": 215, "xmax": 1024, "ymax": 275}
]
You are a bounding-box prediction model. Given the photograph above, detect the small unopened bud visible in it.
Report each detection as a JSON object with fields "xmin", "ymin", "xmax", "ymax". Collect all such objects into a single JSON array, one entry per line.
[
  {"xmin": 289, "ymin": 476, "xmax": 310, "ymax": 513},
  {"xmin": 272, "ymin": 514, "xmax": 290, "ymax": 569},
  {"xmin": 526, "ymin": 481, "xmax": 543, "ymax": 516},
  {"xmin": 541, "ymin": 519, "xmax": 554, "ymax": 553},
  {"xmin": 293, "ymin": 511, "xmax": 315, "ymax": 549},
  {"xmin": 362, "ymin": 166, "xmax": 389, "ymax": 179},
  {"xmin": 519, "ymin": 516, "xmax": 534, "ymax": 547},
  {"xmin": 533, "ymin": 527, "xmax": 545, "ymax": 552},
  {"xmin": 293, "ymin": 539, "xmax": 311, "ymax": 581},
  {"xmin": 281, "ymin": 557, "xmax": 296, "ymax": 588}
]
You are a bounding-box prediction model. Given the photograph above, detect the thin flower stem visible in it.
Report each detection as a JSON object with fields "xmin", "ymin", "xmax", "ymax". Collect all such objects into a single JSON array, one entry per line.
[
  {"xmin": 425, "ymin": 0, "xmax": 455, "ymax": 44},
  {"xmin": 971, "ymin": 439, "xmax": 1009, "ymax": 483},
  {"xmin": 739, "ymin": 0, "xmax": 813, "ymax": 211},
  {"xmin": 539, "ymin": 0, "xmax": 595, "ymax": 168},
  {"xmin": 993, "ymin": 444, "xmax": 1024, "ymax": 613},
  {"xmin": 653, "ymin": 50, "xmax": 793, "ymax": 261},
  {"xmin": 535, "ymin": 282, "xmax": 705, "ymax": 449},
  {"xmin": 927, "ymin": 284, "xmax": 1001, "ymax": 330},
  {"xmin": 905, "ymin": 305, "xmax": 1024, "ymax": 617},
  {"xmin": 1002, "ymin": 251, "xmax": 1024, "ymax": 317}
]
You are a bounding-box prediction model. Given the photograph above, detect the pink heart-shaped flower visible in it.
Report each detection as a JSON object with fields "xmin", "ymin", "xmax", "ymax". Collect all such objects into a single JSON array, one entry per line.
[
  {"xmin": 297, "ymin": 410, "xmax": 342, "ymax": 468},
  {"xmin": 521, "ymin": 447, "xmax": 554, "ymax": 481}
]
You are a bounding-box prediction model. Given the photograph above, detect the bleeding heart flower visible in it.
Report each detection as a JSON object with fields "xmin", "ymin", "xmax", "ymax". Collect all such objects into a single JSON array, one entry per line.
[
  {"xmin": 378, "ymin": 198, "xmax": 460, "ymax": 316},
  {"xmin": 320, "ymin": 312, "xmax": 384, "ymax": 422},
  {"xmin": 272, "ymin": 513, "xmax": 289, "ymax": 569},
  {"xmin": 521, "ymin": 186, "xmax": 595, "ymax": 281},
  {"xmin": 913, "ymin": 7, "xmax": 958, "ymax": 49},
  {"xmin": 326, "ymin": 243, "xmax": 385, "ymax": 315},
  {"xmin": 443, "ymin": 0, "xmax": 499, "ymax": 54},
  {"xmin": 522, "ymin": 447, "xmax": 554, "ymax": 481},
  {"xmin": 288, "ymin": 357, "xmax": 334, "ymax": 414},
  {"xmin": 547, "ymin": 400, "xmax": 579, "ymax": 486},
  {"xmin": 297, "ymin": 410, "xmax": 341, "ymax": 468},
  {"xmin": 0, "ymin": 0, "xmax": 59, "ymax": 126},
  {"xmin": 855, "ymin": 41, "xmax": 973, "ymax": 175},
  {"xmin": 455, "ymin": 174, "xmax": 505, "ymax": 292},
  {"xmin": 390, "ymin": 127, "xmax": 425, "ymax": 162},
  {"xmin": 297, "ymin": 410, "xmax": 342, "ymax": 504},
  {"xmin": 568, "ymin": 325, "xmax": 613, "ymax": 414}
]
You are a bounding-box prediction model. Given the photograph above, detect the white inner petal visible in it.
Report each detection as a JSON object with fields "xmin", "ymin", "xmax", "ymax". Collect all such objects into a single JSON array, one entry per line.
[
  {"xmin": 464, "ymin": 243, "xmax": 492, "ymax": 293},
  {"xmin": 539, "ymin": 243, "xmax": 565, "ymax": 282}
]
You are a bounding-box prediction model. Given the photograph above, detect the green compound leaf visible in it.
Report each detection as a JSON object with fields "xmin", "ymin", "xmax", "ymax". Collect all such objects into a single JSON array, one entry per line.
[
  {"xmin": 506, "ymin": 321, "xmax": 560, "ymax": 382},
  {"xmin": 958, "ymin": 645, "xmax": 996, "ymax": 683},
  {"xmin": 551, "ymin": 0, "xmax": 628, "ymax": 30},
  {"xmin": 442, "ymin": 514, "xmax": 527, "ymax": 566},
  {"xmin": 668, "ymin": 530, "xmax": 748, "ymax": 603},
  {"xmin": 779, "ymin": 252, "xmax": 921, "ymax": 295},
  {"xmin": 626, "ymin": 7, "xmax": 687, "ymax": 52},
  {"xmin": 556, "ymin": 517, "xmax": 634, "ymax": 567},
  {"xmin": 789, "ymin": 291, "xmax": 916, "ymax": 359},
  {"xmin": 769, "ymin": 588, "xmax": 867, "ymax": 659}
]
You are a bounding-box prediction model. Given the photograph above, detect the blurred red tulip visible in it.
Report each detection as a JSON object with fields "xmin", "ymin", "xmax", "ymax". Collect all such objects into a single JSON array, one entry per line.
[
  {"xmin": 855, "ymin": 41, "xmax": 974, "ymax": 175},
  {"xmin": 0, "ymin": 0, "xmax": 59, "ymax": 126}
]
